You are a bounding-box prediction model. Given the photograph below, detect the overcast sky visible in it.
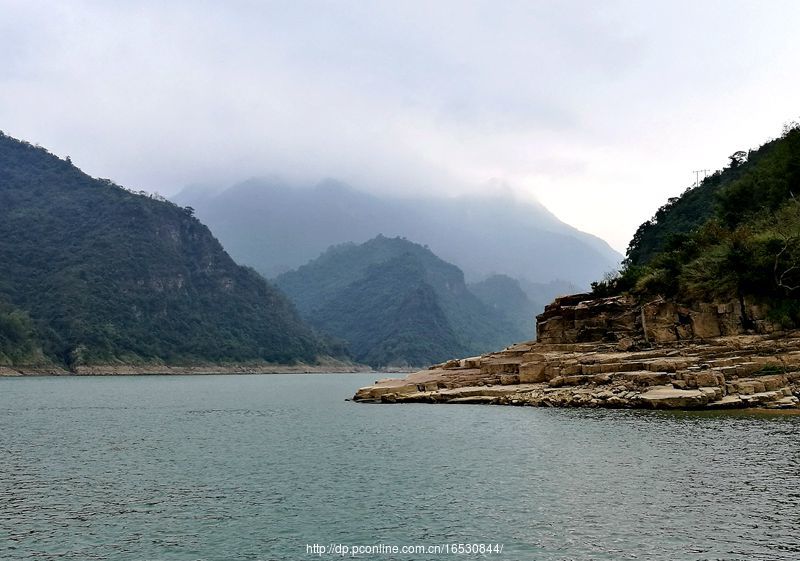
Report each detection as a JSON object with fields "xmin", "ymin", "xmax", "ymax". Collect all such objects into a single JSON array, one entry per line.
[{"xmin": 1, "ymin": 0, "xmax": 799, "ymax": 252}]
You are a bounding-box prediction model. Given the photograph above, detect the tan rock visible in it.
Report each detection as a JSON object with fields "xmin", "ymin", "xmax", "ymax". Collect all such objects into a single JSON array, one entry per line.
[
  {"xmin": 519, "ymin": 361, "xmax": 547, "ymax": 383},
  {"xmin": 759, "ymin": 374, "xmax": 788, "ymax": 391},
  {"xmin": 690, "ymin": 311, "xmax": 721, "ymax": 338},
  {"xmin": 684, "ymin": 370, "xmax": 724, "ymax": 388},
  {"xmin": 460, "ymin": 356, "xmax": 482, "ymax": 368},
  {"xmin": 499, "ymin": 374, "xmax": 520, "ymax": 385},
  {"xmin": 707, "ymin": 395, "xmax": 744, "ymax": 408},
  {"xmin": 698, "ymin": 386, "xmax": 723, "ymax": 401},
  {"xmin": 729, "ymin": 379, "xmax": 766, "ymax": 395},
  {"xmin": 480, "ymin": 358, "xmax": 521, "ymax": 375},
  {"xmin": 615, "ymin": 371, "xmax": 673, "ymax": 387},
  {"xmin": 639, "ymin": 386, "xmax": 709, "ymax": 409},
  {"xmin": 616, "ymin": 337, "xmax": 636, "ymax": 352},
  {"xmin": 549, "ymin": 374, "xmax": 592, "ymax": 387}
]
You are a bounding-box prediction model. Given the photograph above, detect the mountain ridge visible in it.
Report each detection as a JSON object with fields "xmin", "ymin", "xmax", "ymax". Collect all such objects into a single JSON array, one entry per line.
[{"xmin": 173, "ymin": 178, "xmax": 622, "ymax": 287}]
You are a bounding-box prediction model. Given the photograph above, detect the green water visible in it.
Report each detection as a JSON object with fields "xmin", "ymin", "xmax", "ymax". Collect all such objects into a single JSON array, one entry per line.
[{"xmin": 1, "ymin": 374, "xmax": 798, "ymax": 561}]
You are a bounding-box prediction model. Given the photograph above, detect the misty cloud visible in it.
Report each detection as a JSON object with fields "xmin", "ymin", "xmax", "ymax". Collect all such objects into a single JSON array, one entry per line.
[{"xmin": 1, "ymin": 0, "xmax": 799, "ymax": 251}]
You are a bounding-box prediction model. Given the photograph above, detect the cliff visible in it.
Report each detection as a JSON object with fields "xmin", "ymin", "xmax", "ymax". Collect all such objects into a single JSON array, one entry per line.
[{"xmin": 536, "ymin": 293, "xmax": 776, "ymax": 346}]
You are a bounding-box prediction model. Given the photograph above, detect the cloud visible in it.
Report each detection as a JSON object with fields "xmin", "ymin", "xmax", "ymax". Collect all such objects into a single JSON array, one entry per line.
[{"xmin": 1, "ymin": 0, "xmax": 799, "ymax": 251}]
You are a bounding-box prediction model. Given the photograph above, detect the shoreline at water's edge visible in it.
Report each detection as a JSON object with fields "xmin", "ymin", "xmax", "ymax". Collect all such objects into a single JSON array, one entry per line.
[
  {"xmin": 352, "ymin": 335, "xmax": 800, "ymax": 411},
  {"xmin": 1, "ymin": 363, "xmax": 377, "ymax": 377}
]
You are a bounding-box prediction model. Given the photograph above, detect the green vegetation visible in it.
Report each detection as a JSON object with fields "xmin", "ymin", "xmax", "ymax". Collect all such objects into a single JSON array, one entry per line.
[
  {"xmin": 0, "ymin": 132, "xmax": 326, "ymax": 367},
  {"xmin": 594, "ymin": 122, "xmax": 800, "ymax": 326},
  {"xmin": 0, "ymin": 300, "xmax": 40, "ymax": 365},
  {"xmin": 276, "ymin": 236, "xmax": 526, "ymax": 367}
]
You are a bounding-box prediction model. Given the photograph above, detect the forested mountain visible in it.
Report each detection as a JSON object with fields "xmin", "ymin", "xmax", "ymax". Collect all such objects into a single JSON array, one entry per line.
[
  {"xmin": 624, "ymin": 134, "xmax": 793, "ymax": 267},
  {"xmin": 596, "ymin": 123, "xmax": 800, "ymax": 326},
  {"xmin": 0, "ymin": 132, "xmax": 326, "ymax": 368},
  {"xmin": 174, "ymin": 178, "xmax": 621, "ymax": 288},
  {"xmin": 275, "ymin": 236, "xmax": 526, "ymax": 367}
]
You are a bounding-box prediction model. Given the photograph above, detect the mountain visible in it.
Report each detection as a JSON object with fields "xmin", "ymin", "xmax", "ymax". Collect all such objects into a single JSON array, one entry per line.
[
  {"xmin": 624, "ymin": 140, "xmax": 790, "ymax": 267},
  {"xmin": 469, "ymin": 275, "xmax": 540, "ymax": 336},
  {"xmin": 0, "ymin": 132, "xmax": 326, "ymax": 368},
  {"xmin": 275, "ymin": 236, "xmax": 526, "ymax": 367},
  {"xmin": 468, "ymin": 275, "xmax": 581, "ymax": 336},
  {"xmin": 596, "ymin": 122, "xmax": 800, "ymax": 326},
  {"xmin": 173, "ymin": 178, "xmax": 622, "ymax": 288}
]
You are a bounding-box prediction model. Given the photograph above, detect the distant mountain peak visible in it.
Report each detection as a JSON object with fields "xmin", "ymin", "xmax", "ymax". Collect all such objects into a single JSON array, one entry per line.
[{"xmin": 174, "ymin": 177, "xmax": 621, "ymax": 285}]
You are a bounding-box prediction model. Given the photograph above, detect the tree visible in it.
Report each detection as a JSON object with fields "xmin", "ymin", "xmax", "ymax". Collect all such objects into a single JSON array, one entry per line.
[
  {"xmin": 728, "ymin": 150, "xmax": 747, "ymax": 169},
  {"xmin": 772, "ymin": 199, "xmax": 800, "ymax": 294}
]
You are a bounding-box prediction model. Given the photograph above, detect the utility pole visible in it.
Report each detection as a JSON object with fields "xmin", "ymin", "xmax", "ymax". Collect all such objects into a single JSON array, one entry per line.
[{"xmin": 692, "ymin": 169, "xmax": 710, "ymax": 187}]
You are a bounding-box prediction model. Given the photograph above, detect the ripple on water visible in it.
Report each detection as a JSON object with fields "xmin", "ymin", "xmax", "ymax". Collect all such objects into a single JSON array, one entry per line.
[{"xmin": 0, "ymin": 374, "xmax": 798, "ymax": 561}]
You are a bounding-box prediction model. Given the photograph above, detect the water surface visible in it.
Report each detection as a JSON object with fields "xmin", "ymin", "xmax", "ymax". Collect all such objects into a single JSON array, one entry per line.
[{"xmin": 1, "ymin": 374, "xmax": 798, "ymax": 560}]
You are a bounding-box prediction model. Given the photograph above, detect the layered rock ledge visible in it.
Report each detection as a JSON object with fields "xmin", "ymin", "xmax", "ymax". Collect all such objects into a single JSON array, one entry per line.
[{"xmin": 353, "ymin": 295, "xmax": 800, "ymax": 410}]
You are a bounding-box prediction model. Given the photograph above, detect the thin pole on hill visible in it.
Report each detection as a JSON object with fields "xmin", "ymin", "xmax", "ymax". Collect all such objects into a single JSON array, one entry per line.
[{"xmin": 692, "ymin": 169, "xmax": 710, "ymax": 187}]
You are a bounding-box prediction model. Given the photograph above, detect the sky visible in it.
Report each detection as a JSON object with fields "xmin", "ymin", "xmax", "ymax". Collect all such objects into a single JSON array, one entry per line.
[{"xmin": 1, "ymin": 0, "xmax": 799, "ymax": 252}]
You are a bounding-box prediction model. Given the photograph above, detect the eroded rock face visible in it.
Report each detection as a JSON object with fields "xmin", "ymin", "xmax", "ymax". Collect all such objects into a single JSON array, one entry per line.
[
  {"xmin": 352, "ymin": 332, "xmax": 800, "ymax": 411},
  {"xmin": 537, "ymin": 294, "xmax": 637, "ymax": 345},
  {"xmin": 536, "ymin": 294, "xmax": 778, "ymax": 346}
]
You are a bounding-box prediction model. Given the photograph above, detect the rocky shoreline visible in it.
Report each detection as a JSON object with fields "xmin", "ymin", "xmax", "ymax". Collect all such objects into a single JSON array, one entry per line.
[
  {"xmin": 352, "ymin": 334, "xmax": 800, "ymax": 410},
  {"xmin": 354, "ymin": 293, "xmax": 800, "ymax": 410}
]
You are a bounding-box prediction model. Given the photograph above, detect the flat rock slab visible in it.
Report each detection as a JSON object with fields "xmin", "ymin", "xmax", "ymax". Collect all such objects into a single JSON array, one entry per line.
[
  {"xmin": 639, "ymin": 386, "xmax": 709, "ymax": 409},
  {"xmin": 438, "ymin": 384, "xmax": 542, "ymax": 399},
  {"xmin": 707, "ymin": 395, "xmax": 744, "ymax": 408}
]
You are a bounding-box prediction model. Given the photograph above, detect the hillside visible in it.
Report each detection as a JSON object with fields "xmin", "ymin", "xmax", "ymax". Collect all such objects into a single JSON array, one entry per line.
[
  {"xmin": 173, "ymin": 179, "xmax": 621, "ymax": 288},
  {"xmin": 625, "ymin": 132, "xmax": 793, "ymax": 267},
  {"xmin": 0, "ymin": 132, "xmax": 326, "ymax": 368},
  {"xmin": 275, "ymin": 236, "xmax": 526, "ymax": 367},
  {"xmin": 597, "ymin": 123, "xmax": 800, "ymax": 326},
  {"xmin": 469, "ymin": 274, "xmax": 540, "ymax": 336}
]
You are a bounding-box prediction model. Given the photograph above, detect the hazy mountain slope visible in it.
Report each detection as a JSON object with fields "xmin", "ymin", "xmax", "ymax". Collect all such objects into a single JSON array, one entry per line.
[
  {"xmin": 469, "ymin": 274, "xmax": 539, "ymax": 337},
  {"xmin": 275, "ymin": 236, "xmax": 526, "ymax": 366},
  {"xmin": 174, "ymin": 178, "xmax": 622, "ymax": 286},
  {"xmin": 0, "ymin": 132, "xmax": 325, "ymax": 367},
  {"xmin": 468, "ymin": 276, "xmax": 580, "ymax": 337},
  {"xmin": 517, "ymin": 278, "xmax": 581, "ymax": 310},
  {"xmin": 307, "ymin": 255, "xmax": 465, "ymax": 366}
]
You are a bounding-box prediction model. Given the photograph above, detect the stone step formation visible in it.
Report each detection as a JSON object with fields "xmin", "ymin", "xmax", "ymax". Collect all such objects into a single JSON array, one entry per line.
[
  {"xmin": 353, "ymin": 294, "xmax": 800, "ymax": 410},
  {"xmin": 353, "ymin": 335, "xmax": 800, "ymax": 409}
]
